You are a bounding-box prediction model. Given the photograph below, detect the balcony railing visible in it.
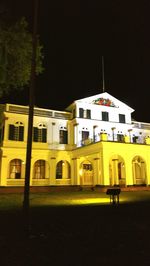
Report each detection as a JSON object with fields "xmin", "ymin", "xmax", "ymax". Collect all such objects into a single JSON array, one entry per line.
[{"xmin": 76, "ymin": 133, "xmax": 150, "ymax": 148}]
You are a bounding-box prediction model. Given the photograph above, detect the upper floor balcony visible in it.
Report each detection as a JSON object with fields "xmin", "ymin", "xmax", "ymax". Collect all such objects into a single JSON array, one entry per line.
[{"xmin": 75, "ymin": 132, "xmax": 150, "ymax": 148}]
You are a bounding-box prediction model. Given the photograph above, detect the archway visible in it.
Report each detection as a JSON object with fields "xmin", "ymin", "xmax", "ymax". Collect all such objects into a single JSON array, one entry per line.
[
  {"xmin": 109, "ymin": 155, "xmax": 126, "ymax": 186},
  {"xmin": 132, "ymin": 156, "xmax": 146, "ymax": 185}
]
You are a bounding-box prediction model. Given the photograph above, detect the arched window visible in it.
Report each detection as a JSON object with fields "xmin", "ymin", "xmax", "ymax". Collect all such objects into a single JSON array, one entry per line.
[
  {"xmin": 33, "ymin": 160, "xmax": 46, "ymax": 179},
  {"xmin": 56, "ymin": 160, "xmax": 70, "ymax": 179},
  {"xmin": 9, "ymin": 159, "xmax": 22, "ymax": 179},
  {"xmin": 8, "ymin": 122, "xmax": 24, "ymax": 141},
  {"xmin": 33, "ymin": 123, "xmax": 47, "ymax": 143}
]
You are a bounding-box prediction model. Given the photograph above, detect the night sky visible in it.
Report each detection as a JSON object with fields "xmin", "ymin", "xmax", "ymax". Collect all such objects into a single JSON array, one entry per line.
[{"xmin": 1, "ymin": 0, "xmax": 150, "ymax": 122}]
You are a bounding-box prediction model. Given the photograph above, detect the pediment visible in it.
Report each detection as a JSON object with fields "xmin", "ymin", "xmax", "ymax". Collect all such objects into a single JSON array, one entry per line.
[
  {"xmin": 75, "ymin": 92, "xmax": 134, "ymax": 112},
  {"xmin": 66, "ymin": 92, "xmax": 134, "ymax": 113}
]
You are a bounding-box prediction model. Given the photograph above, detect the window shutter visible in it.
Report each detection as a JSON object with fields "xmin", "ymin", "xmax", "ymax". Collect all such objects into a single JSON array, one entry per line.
[
  {"xmin": 9, "ymin": 125, "xmax": 15, "ymax": 140},
  {"xmin": 63, "ymin": 131, "xmax": 68, "ymax": 144},
  {"xmin": 79, "ymin": 108, "xmax": 84, "ymax": 118},
  {"xmin": 87, "ymin": 109, "xmax": 91, "ymax": 119},
  {"xmin": 33, "ymin": 127, "xmax": 38, "ymax": 142},
  {"xmin": 42, "ymin": 128, "xmax": 47, "ymax": 143},
  {"xmin": 19, "ymin": 126, "xmax": 24, "ymax": 141}
]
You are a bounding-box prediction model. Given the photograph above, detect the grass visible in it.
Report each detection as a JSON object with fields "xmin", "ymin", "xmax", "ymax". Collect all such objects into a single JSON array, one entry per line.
[
  {"xmin": 0, "ymin": 190, "xmax": 150, "ymax": 210},
  {"xmin": 0, "ymin": 190, "xmax": 150, "ymax": 265}
]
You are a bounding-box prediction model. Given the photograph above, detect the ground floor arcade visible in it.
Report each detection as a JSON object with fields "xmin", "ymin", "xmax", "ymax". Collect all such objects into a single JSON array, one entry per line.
[{"xmin": 0, "ymin": 141, "xmax": 150, "ymax": 187}]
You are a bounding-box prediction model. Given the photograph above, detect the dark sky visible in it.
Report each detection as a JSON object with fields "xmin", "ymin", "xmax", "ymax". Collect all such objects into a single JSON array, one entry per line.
[{"xmin": 1, "ymin": 0, "xmax": 150, "ymax": 122}]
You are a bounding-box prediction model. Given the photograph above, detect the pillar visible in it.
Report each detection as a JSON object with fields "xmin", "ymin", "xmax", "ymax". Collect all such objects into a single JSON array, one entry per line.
[
  {"xmin": 112, "ymin": 159, "xmax": 119, "ymax": 185},
  {"xmin": 50, "ymin": 157, "xmax": 56, "ymax": 185},
  {"xmin": 101, "ymin": 156, "xmax": 110, "ymax": 186},
  {"xmin": 125, "ymin": 159, "xmax": 133, "ymax": 186},
  {"xmin": 0, "ymin": 156, "xmax": 7, "ymax": 186},
  {"xmin": 73, "ymin": 123, "xmax": 79, "ymax": 146}
]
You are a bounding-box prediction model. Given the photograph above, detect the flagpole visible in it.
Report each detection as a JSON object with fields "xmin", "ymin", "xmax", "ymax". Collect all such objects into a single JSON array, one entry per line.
[{"xmin": 102, "ymin": 56, "xmax": 105, "ymax": 93}]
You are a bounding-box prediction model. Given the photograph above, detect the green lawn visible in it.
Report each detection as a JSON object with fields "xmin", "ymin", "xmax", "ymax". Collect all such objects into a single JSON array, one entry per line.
[
  {"xmin": 0, "ymin": 190, "xmax": 150, "ymax": 210},
  {"xmin": 0, "ymin": 190, "xmax": 150, "ymax": 265}
]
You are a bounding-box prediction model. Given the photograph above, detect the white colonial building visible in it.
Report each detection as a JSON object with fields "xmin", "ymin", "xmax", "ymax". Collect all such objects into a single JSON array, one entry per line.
[{"xmin": 0, "ymin": 92, "xmax": 150, "ymax": 188}]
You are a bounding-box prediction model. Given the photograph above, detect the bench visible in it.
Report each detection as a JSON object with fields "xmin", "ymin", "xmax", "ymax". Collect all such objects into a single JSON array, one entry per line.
[{"xmin": 106, "ymin": 188, "xmax": 121, "ymax": 204}]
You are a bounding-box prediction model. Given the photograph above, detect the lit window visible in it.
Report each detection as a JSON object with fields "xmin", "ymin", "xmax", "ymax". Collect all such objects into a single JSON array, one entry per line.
[
  {"xmin": 83, "ymin": 164, "xmax": 92, "ymax": 171},
  {"xmin": 9, "ymin": 159, "xmax": 22, "ymax": 179},
  {"xmin": 33, "ymin": 160, "xmax": 45, "ymax": 179}
]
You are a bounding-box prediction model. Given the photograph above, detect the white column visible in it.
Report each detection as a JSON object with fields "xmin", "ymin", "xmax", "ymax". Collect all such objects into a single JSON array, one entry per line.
[
  {"xmin": 93, "ymin": 125, "xmax": 98, "ymax": 142},
  {"xmin": 111, "ymin": 127, "xmax": 116, "ymax": 141},
  {"xmin": 73, "ymin": 123, "xmax": 79, "ymax": 145},
  {"xmin": 128, "ymin": 129, "xmax": 132, "ymax": 143}
]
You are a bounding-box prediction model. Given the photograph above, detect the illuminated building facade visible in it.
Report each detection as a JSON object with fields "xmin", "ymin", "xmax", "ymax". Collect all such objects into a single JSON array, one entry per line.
[{"xmin": 0, "ymin": 92, "xmax": 150, "ymax": 188}]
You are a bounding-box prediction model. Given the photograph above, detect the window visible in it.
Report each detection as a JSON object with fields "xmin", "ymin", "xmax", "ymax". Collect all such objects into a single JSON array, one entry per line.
[
  {"xmin": 83, "ymin": 164, "xmax": 92, "ymax": 171},
  {"xmin": 56, "ymin": 161, "xmax": 63, "ymax": 179},
  {"xmin": 79, "ymin": 108, "xmax": 84, "ymax": 118},
  {"xmin": 119, "ymin": 114, "xmax": 126, "ymax": 123},
  {"xmin": 8, "ymin": 122, "xmax": 24, "ymax": 141},
  {"xmin": 33, "ymin": 160, "xmax": 45, "ymax": 179},
  {"xmin": 82, "ymin": 131, "xmax": 89, "ymax": 141},
  {"xmin": 117, "ymin": 134, "xmax": 124, "ymax": 142},
  {"xmin": 9, "ymin": 159, "xmax": 22, "ymax": 179},
  {"xmin": 59, "ymin": 129, "xmax": 68, "ymax": 144},
  {"xmin": 102, "ymin": 111, "xmax": 109, "ymax": 121},
  {"xmin": 133, "ymin": 136, "xmax": 138, "ymax": 143},
  {"xmin": 56, "ymin": 160, "xmax": 71, "ymax": 179},
  {"xmin": 33, "ymin": 124, "xmax": 47, "ymax": 143},
  {"xmin": 79, "ymin": 108, "xmax": 91, "ymax": 119},
  {"xmin": 87, "ymin": 109, "xmax": 91, "ymax": 119}
]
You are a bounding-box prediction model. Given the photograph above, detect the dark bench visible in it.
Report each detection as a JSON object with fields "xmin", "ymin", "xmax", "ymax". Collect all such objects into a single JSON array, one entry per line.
[{"xmin": 106, "ymin": 188, "xmax": 121, "ymax": 204}]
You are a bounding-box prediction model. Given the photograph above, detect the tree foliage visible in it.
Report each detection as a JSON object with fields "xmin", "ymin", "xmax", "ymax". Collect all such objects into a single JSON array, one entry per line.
[{"xmin": 0, "ymin": 17, "xmax": 44, "ymax": 95}]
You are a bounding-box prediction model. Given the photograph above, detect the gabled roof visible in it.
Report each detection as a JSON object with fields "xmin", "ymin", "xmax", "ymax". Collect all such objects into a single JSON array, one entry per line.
[{"xmin": 66, "ymin": 92, "xmax": 135, "ymax": 113}]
